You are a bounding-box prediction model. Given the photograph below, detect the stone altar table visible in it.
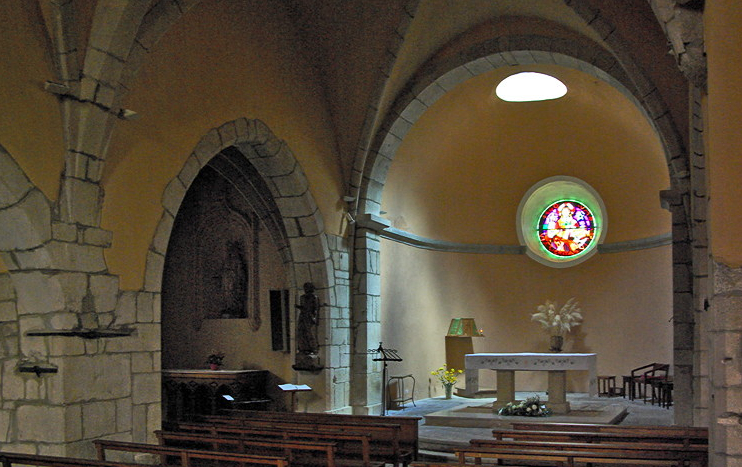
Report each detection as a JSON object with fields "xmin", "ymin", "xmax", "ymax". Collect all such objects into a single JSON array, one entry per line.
[{"xmin": 464, "ymin": 352, "xmax": 597, "ymax": 414}]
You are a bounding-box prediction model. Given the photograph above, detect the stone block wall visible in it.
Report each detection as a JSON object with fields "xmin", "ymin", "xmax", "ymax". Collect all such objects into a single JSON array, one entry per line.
[
  {"xmin": 325, "ymin": 234, "xmax": 352, "ymax": 413},
  {"xmin": 0, "ymin": 265, "xmax": 160, "ymax": 456},
  {"xmin": 709, "ymin": 263, "xmax": 742, "ymax": 466}
]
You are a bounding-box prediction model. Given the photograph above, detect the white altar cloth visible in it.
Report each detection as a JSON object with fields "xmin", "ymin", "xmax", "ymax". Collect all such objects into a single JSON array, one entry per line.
[{"xmin": 464, "ymin": 352, "xmax": 597, "ymax": 413}]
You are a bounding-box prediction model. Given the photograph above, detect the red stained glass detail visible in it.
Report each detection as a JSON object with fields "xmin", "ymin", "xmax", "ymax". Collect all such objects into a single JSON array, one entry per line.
[{"xmin": 538, "ymin": 201, "xmax": 595, "ymax": 257}]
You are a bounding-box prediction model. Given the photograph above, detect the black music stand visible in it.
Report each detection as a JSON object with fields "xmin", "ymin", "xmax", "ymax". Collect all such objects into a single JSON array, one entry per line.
[{"xmin": 369, "ymin": 342, "xmax": 402, "ymax": 416}]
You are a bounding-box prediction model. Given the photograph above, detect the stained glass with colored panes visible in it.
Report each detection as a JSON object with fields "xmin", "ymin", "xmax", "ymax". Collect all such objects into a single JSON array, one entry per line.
[{"xmin": 538, "ymin": 201, "xmax": 595, "ymax": 257}]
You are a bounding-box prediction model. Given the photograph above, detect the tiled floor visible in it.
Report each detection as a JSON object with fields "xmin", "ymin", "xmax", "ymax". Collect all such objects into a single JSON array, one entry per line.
[{"xmin": 386, "ymin": 391, "xmax": 674, "ymax": 455}]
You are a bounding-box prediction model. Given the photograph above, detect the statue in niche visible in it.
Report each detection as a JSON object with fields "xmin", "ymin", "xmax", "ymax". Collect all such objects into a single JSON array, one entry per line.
[
  {"xmin": 219, "ymin": 240, "xmax": 248, "ymax": 318},
  {"xmin": 293, "ymin": 282, "xmax": 325, "ymax": 371}
]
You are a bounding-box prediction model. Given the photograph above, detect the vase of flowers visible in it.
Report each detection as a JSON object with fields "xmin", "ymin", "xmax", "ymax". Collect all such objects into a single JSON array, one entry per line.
[
  {"xmin": 531, "ymin": 298, "xmax": 582, "ymax": 352},
  {"xmin": 206, "ymin": 351, "xmax": 225, "ymax": 370},
  {"xmin": 431, "ymin": 364, "xmax": 463, "ymax": 399}
]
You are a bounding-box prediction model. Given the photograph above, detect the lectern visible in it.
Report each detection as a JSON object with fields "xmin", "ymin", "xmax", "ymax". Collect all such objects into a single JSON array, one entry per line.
[{"xmin": 369, "ymin": 342, "xmax": 402, "ymax": 416}]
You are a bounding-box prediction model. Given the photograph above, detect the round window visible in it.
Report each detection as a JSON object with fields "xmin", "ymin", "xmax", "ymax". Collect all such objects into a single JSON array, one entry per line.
[
  {"xmin": 538, "ymin": 200, "xmax": 595, "ymax": 257},
  {"xmin": 517, "ymin": 176, "xmax": 607, "ymax": 267}
]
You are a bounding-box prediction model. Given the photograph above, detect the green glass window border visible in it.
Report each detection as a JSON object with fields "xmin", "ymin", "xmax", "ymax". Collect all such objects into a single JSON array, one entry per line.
[{"xmin": 516, "ymin": 176, "xmax": 607, "ymax": 268}]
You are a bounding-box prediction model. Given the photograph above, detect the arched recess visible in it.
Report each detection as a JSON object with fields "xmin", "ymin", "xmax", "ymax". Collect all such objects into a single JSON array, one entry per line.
[
  {"xmin": 353, "ymin": 33, "xmax": 694, "ymax": 419},
  {"xmin": 144, "ymin": 118, "xmax": 344, "ymax": 411}
]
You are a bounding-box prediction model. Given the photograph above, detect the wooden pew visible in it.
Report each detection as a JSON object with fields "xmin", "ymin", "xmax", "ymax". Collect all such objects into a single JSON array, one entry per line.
[
  {"xmin": 492, "ymin": 427, "xmax": 709, "ymax": 447},
  {"xmin": 175, "ymin": 421, "xmax": 379, "ymax": 467},
  {"xmin": 0, "ymin": 452, "xmax": 144, "ymax": 467},
  {"xmin": 216, "ymin": 409, "xmax": 420, "ymax": 462},
  {"xmin": 511, "ymin": 421, "xmax": 709, "ymax": 438},
  {"xmin": 457, "ymin": 444, "xmax": 693, "ymax": 467},
  {"xmin": 470, "ymin": 438, "xmax": 708, "ymax": 466},
  {"xmin": 200, "ymin": 413, "xmax": 413, "ymax": 466},
  {"xmin": 93, "ymin": 439, "xmax": 289, "ymax": 467},
  {"xmin": 155, "ymin": 429, "xmax": 341, "ymax": 467}
]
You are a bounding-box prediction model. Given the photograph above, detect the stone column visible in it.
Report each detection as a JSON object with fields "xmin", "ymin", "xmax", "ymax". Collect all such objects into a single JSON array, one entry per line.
[
  {"xmin": 708, "ymin": 263, "xmax": 742, "ymax": 466},
  {"xmin": 661, "ymin": 186, "xmax": 695, "ymax": 426},
  {"xmin": 349, "ymin": 228, "xmax": 382, "ymax": 414}
]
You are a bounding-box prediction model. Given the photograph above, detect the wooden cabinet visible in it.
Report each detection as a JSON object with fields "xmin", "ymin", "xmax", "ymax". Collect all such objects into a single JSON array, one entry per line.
[{"xmin": 163, "ymin": 369, "xmax": 270, "ymax": 422}]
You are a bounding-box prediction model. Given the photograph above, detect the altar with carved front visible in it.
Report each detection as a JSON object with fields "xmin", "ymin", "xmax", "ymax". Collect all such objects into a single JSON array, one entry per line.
[{"xmin": 464, "ymin": 352, "xmax": 597, "ymax": 414}]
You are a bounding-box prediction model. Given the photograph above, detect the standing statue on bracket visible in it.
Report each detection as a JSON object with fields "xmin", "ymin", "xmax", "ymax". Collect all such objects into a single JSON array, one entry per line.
[{"xmin": 293, "ymin": 282, "xmax": 326, "ymax": 371}]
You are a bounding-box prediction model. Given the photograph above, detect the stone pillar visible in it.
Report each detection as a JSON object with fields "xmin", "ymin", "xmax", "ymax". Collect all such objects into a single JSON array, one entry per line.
[
  {"xmin": 689, "ymin": 85, "xmax": 711, "ymax": 427},
  {"xmin": 547, "ymin": 371, "xmax": 570, "ymax": 414},
  {"xmin": 708, "ymin": 263, "xmax": 742, "ymax": 466},
  {"xmin": 350, "ymin": 228, "xmax": 382, "ymax": 414},
  {"xmin": 661, "ymin": 184, "xmax": 695, "ymax": 426},
  {"xmin": 326, "ymin": 235, "xmax": 353, "ymax": 413}
]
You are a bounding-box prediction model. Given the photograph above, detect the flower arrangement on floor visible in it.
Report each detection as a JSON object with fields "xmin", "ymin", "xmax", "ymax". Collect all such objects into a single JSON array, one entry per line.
[
  {"xmin": 431, "ymin": 364, "xmax": 463, "ymax": 399},
  {"xmin": 531, "ymin": 297, "xmax": 582, "ymax": 351},
  {"xmin": 497, "ymin": 395, "xmax": 552, "ymax": 417}
]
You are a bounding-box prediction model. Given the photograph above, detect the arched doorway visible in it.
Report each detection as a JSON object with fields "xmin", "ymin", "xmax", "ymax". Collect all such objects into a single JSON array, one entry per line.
[{"xmin": 148, "ymin": 119, "xmax": 346, "ymax": 413}]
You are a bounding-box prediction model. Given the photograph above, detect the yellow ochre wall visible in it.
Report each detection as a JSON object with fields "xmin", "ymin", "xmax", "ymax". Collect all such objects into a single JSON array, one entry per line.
[
  {"xmin": 705, "ymin": 0, "xmax": 742, "ymax": 268},
  {"xmin": 381, "ymin": 66, "xmax": 672, "ymax": 396},
  {"xmin": 101, "ymin": 0, "xmax": 345, "ymax": 290},
  {"xmin": 0, "ymin": 1, "xmax": 64, "ymax": 205}
]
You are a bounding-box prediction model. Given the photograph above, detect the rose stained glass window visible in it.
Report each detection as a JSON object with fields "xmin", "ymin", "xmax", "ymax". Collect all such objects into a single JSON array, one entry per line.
[{"xmin": 538, "ymin": 200, "xmax": 595, "ymax": 257}]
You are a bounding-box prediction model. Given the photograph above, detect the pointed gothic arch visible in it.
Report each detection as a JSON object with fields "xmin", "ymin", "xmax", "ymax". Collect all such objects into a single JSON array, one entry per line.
[{"xmin": 145, "ymin": 118, "xmax": 345, "ymax": 410}]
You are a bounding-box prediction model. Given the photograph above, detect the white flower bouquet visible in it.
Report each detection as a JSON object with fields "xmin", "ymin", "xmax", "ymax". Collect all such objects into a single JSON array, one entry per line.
[{"xmin": 531, "ymin": 297, "xmax": 582, "ymax": 336}]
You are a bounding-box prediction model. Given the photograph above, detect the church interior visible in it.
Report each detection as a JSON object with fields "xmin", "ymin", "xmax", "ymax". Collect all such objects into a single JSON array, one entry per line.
[{"xmin": 1, "ymin": 0, "xmax": 741, "ymax": 465}]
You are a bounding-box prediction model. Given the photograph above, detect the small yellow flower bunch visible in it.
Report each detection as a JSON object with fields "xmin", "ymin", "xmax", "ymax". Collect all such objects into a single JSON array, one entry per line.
[{"xmin": 430, "ymin": 364, "xmax": 463, "ymax": 386}]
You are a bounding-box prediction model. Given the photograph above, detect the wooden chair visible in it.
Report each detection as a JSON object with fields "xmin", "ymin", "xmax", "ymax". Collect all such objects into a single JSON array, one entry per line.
[{"xmin": 626, "ymin": 363, "xmax": 669, "ymax": 402}]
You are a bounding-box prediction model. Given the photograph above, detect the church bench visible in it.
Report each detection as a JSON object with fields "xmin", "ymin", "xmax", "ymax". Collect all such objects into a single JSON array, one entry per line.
[
  {"xmin": 0, "ymin": 452, "xmax": 144, "ymax": 467},
  {"xmin": 492, "ymin": 427, "xmax": 709, "ymax": 447},
  {"xmin": 510, "ymin": 421, "xmax": 709, "ymax": 439},
  {"xmin": 155, "ymin": 430, "xmax": 339, "ymax": 467},
  {"xmin": 93, "ymin": 439, "xmax": 289, "ymax": 467},
  {"xmin": 456, "ymin": 444, "xmax": 694, "ymax": 467},
  {"xmin": 200, "ymin": 413, "xmax": 413, "ymax": 466},
  {"xmin": 217, "ymin": 409, "xmax": 420, "ymax": 461},
  {"xmin": 469, "ymin": 438, "xmax": 708, "ymax": 466},
  {"xmin": 175, "ymin": 421, "xmax": 377, "ymax": 467}
]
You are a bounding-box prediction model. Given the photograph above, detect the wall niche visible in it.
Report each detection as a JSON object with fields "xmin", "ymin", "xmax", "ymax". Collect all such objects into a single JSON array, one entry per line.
[{"xmin": 163, "ymin": 164, "xmax": 260, "ymax": 330}]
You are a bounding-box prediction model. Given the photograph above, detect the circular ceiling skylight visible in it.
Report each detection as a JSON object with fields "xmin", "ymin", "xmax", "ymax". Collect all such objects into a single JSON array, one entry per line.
[{"xmin": 495, "ymin": 72, "xmax": 567, "ymax": 102}]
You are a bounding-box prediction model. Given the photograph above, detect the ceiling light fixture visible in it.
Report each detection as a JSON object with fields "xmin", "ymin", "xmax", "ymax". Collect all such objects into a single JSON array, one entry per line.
[{"xmin": 495, "ymin": 72, "xmax": 567, "ymax": 102}]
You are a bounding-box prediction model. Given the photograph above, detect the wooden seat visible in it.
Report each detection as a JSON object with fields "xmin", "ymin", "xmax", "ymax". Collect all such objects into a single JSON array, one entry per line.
[
  {"xmin": 388, "ymin": 374, "xmax": 416, "ymax": 409},
  {"xmin": 597, "ymin": 375, "xmax": 616, "ymax": 396},
  {"xmin": 652, "ymin": 377, "xmax": 674, "ymax": 408},
  {"xmin": 626, "ymin": 363, "xmax": 669, "ymax": 401}
]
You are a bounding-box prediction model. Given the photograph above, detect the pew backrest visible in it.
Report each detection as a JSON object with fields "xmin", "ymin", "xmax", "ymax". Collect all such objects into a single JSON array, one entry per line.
[
  {"xmin": 93, "ymin": 439, "xmax": 289, "ymax": 467},
  {"xmin": 457, "ymin": 444, "xmax": 700, "ymax": 467},
  {"xmin": 199, "ymin": 415, "xmax": 411, "ymax": 465},
  {"xmin": 493, "ymin": 427, "xmax": 709, "ymax": 447},
  {"xmin": 511, "ymin": 421, "xmax": 708, "ymax": 438},
  {"xmin": 215, "ymin": 409, "xmax": 420, "ymax": 459},
  {"xmin": 155, "ymin": 430, "xmax": 339, "ymax": 467},
  {"xmin": 0, "ymin": 452, "xmax": 143, "ymax": 467},
  {"xmin": 176, "ymin": 421, "xmax": 376, "ymax": 467}
]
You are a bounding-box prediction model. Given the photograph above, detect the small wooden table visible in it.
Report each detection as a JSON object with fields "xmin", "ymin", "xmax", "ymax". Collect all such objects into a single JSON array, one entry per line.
[{"xmin": 464, "ymin": 352, "xmax": 597, "ymax": 413}]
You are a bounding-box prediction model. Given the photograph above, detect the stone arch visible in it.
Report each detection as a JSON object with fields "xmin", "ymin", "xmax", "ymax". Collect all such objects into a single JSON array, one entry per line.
[
  {"xmin": 357, "ymin": 36, "xmax": 686, "ymax": 214},
  {"xmin": 353, "ymin": 32, "xmax": 693, "ymax": 417},
  {"xmin": 0, "ymin": 144, "xmax": 52, "ymax": 259},
  {"xmin": 145, "ymin": 118, "xmax": 341, "ymax": 408},
  {"xmin": 147, "ymin": 118, "xmax": 331, "ymax": 294}
]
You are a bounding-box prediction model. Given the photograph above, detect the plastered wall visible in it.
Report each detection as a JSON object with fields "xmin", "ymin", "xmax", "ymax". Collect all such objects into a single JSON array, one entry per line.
[
  {"xmin": 380, "ymin": 65, "xmax": 673, "ymax": 396},
  {"xmin": 101, "ymin": 0, "xmax": 345, "ymax": 290}
]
